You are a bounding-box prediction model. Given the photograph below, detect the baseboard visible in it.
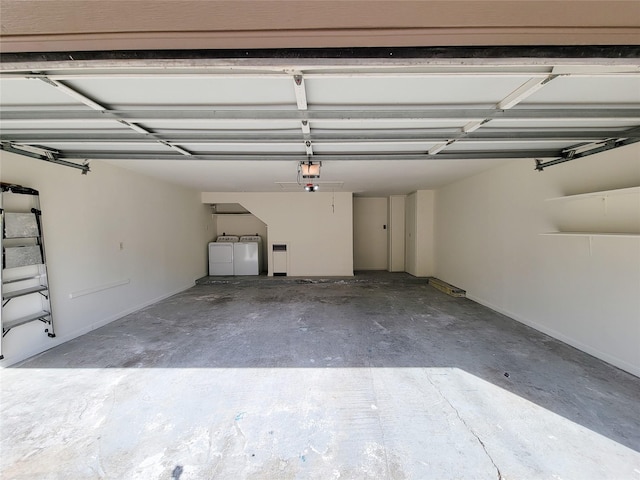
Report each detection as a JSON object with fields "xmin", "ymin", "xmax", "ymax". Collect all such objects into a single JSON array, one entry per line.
[
  {"xmin": 1, "ymin": 282, "xmax": 195, "ymax": 367},
  {"xmin": 66, "ymin": 281, "xmax": 196, "ymax": 338},
  {"xmin": 466, "ymin": 293, "xmax": 640, "ymax": 378}
]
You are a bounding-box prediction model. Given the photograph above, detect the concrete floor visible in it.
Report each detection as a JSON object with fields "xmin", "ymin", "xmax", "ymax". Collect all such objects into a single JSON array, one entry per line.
[{"xmin": 1, "ymin": 272, "xmax": 639, "ymax": 479}]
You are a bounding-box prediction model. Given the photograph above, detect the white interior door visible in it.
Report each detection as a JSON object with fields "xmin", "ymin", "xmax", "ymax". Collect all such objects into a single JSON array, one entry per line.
[{"xmin": 353, "ymin": 198, "xmax": 388, "ymax": 270}]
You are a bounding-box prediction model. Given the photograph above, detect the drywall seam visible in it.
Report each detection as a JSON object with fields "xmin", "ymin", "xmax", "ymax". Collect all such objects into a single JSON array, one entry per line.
[
  {"xmin": 1, "ymin": 282, "xmax": 195, "ymax": 367},
  {"xmin": 466, "ymin": 293, "xmax": 640, "ymax": 378}
]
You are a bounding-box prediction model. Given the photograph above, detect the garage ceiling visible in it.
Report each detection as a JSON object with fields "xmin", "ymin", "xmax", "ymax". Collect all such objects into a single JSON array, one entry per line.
[{"xmin": 1, "ymin": 57, "xmax": 639, "ymax": 196}]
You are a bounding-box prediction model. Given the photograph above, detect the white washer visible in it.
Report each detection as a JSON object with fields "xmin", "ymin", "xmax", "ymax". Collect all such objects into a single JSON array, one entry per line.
[
  {"xmin": 233, "ymin": 241, "xmax": 259, "ymax": 275},
  {"xmin": 240, "ymin": 235, "xmax": 263, "ymax": 272},
  {"xmin": 208, "ymin": 236, "xmax": 239, "ymax": 276}
]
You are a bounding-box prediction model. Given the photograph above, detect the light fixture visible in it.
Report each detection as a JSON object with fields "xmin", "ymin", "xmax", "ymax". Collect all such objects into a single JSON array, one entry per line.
[
  {"xmin": 300, "ymin": 160, "xmax": 321, "ymax": 178},
  {"xmin": 298, "ymin": 159, "xmax": 321, "ymax": 192}
]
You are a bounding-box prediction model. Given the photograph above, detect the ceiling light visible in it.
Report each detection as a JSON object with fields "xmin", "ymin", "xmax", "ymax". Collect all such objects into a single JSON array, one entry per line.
[
  {"xmin": 297, "ymin": 159, "xmax": 322, "ymax": 192},
  {"xmin": 300, "ymin": 160, "xmax": 321, "ymax": 178}
]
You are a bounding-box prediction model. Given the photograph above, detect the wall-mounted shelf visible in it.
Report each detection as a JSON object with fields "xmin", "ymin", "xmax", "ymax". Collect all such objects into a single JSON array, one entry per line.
[
  {"xmin": 544, "ymin": 185, "xmax": 640, "ymax": 238},
  {"xmin": 541, "ymin": 232, "xmax": 640, "ymax": 238},
  {"xmin": 546, "ymin": 186, "xmax": 640, "ymax": 202}
]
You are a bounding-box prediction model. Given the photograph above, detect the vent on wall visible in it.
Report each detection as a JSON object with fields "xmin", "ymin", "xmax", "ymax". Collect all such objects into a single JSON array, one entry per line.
[{"xmin": 272, "ymin": 244, "xmax": 288, "ymax": 276}]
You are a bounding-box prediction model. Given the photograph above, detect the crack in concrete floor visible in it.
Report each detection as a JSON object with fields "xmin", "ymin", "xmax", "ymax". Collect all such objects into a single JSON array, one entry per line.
[{"xmin": 426, "ymin": 373, "xmax": 504, "ymax": 480}]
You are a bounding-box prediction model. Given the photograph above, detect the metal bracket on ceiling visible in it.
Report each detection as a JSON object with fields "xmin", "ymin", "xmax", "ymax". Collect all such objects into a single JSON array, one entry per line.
[
  {"xmin": 428, "ymin": 139, "xmax": 455, "ymax": 155},
  {"xmin": 118, "ymin": 120, "xmax": 150, "ymax": 135},
  {"xmin": 31, "ymin": 75, "xmax": 193, "ymax": 157},
  {"xmin": 158, "ymin": 140, "xmax": 192, "ymax": 156},
  {"xmin": 497, "ymin": 74, "xmax": 560, "ymax": 110},
  {"xmin": 534, "ymin": 137, "xmax": 640, "ymax": 171},
  {"xmin": 293, "ymin": 74, "xmax": 308, "ymax": 110},
  {"xmin": 462, "ymin": 119, "xmax": 491, "ymax": 134},
  {"xmin": 293, "ymin": 73, "xmax": 314, "ymax": 158},
  {"xmin": 34, "ymin": 76, "xmax": 107, "ymax": 111},
  {"xmin": 0, "ymin": 142, "xmax": 91, "ymax": 174},
  {"xmin": 426, "ymin": 73, "xmax": 561, "ymax": 156}
]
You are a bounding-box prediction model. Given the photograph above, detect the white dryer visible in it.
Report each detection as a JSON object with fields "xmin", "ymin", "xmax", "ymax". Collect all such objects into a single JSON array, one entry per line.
[
  {"xmin": 233, "ymin": 241, "xmax": 259, "ymax": 275},
  {"xmin": 208, "ymin": 235, "xmax": 239, "ymax": 276},
  {"xmin": 240, "ymin": 235, "xmax": 263, "ymax": 273}
]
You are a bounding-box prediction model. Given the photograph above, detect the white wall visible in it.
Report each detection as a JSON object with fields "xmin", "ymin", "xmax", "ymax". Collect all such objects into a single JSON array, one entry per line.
[
  {"xmin": 353, "ymin": 197, "xmax": 388, "ymax": 270},
  {"xmin": 388, "ymin": 195, "xmax": 406, "ymax": 272},
  {"xmin": 435, "ymin": 144, "xmax": 640, "ymax": 376},
  {"xmin": 1, "ymin": 152, "xmax": 213, "ymax": 365},
  {"xmin": 405, "ymin": 190, "xmax": 436, "ymax": 277},
  {"xmin": 202, "ymin": 192, "xmax": 353, "ymax": 276}
]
